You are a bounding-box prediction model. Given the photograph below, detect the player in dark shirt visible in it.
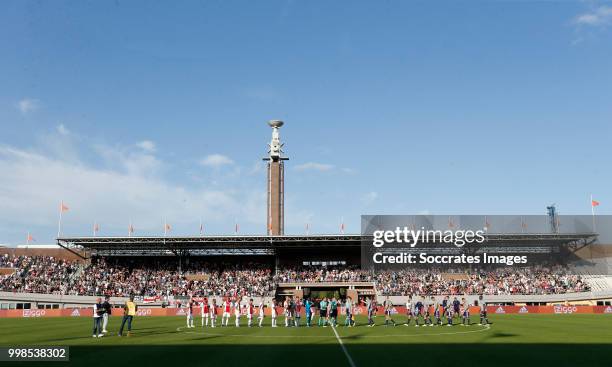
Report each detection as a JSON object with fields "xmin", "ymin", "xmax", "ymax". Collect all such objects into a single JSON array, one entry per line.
[
  {"xmin": 414, "ymin": 299, "xmax": 424, "ymax": 327},
  {"xmin": 101, "ymin": 296, "xmax": 112, "ymax": 333},
  {"xmin": 452, "ymin": 297, "xmax": 461, "ymax": 322},
  {"xmin": 442, "ymin": 296, "xmax": 449, "ymax": 319}
]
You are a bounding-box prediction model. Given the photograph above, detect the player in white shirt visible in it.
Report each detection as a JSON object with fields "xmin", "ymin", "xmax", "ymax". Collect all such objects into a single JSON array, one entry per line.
[
  {"xmin": 404, "ymin": 296, "xmax": 413, "ymax": 326},
  {"xmin": 222, "ymin": 297, "xmax": 232, "ymax": 327},
  {"xmin": 247, "ymin": 299, "xmax": 255, "ymax": 327},
  {"xmin": 201, "ymin": 297, "xmax": 210, "ymax": 327},
  {"xmin": 460, "ymin": 297, "xmax": 470, "ymax": 326},
  {"xmin": 234, "ymin": 298, "xmax": 242, "ymax": 327},
  {"xmin": 283, "ymin": 297, "xmax": 290, "ymax": 327},
  {"xmin": 186, "ymin": 298, "xmax": 196, "ymax": 328},
  {"xmin": 258, "ymin": 300, "xmax": 265, "ymax": 327},
  {"xmin": 210, "ymin": 298, "xmax": 218, "ymax": 328},
  {"xmin": 478, "ymin": 295, "xmax": 489, "ymax": 325},
  {"xmin": 271, "ymin": 299, "xmax": 278, "ymax": 327}
]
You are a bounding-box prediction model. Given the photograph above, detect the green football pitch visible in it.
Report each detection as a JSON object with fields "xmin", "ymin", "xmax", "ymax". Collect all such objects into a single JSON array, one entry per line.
[{"xmin": 0, "ymin": 314, "xmax": 611, "ymax": 367}]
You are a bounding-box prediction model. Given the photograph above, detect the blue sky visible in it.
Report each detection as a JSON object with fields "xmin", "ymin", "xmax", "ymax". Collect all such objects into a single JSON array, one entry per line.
[{"xmin": 1, "ymin": 0, "xmax": 611, "ymax": 244}]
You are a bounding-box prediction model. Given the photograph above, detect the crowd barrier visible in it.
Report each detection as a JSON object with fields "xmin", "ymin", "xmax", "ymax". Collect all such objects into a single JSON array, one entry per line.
[{"xmin": 1, "ymin": 305, "xmax": 611, "ymax": 318}]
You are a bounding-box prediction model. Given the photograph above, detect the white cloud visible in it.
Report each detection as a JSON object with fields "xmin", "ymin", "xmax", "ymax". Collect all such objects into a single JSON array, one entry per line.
[
  {"xmin": 136, "ymin": 140, "xmax": 156, "ymax": 153},
  {"xmin": 199, "ymin": 154, "xmax": 234, "ymax": 168},
  {"xmin": 56, "ymin": 124, "xmax": 70, "ymax": 136},
  {"xmin": 361, "ymin": 191, "xmax": 378, "ymax": 205},
  {"xmin": 16, "ymin": 98, "xmax": 39, "ymax": 114},
  {"xmin": 95, "ymin": 144, "xmax": 162, "ymax": 177},
  {"xmin": 0, "ymin": 144, "xmax": 264, "ymax": 243},
  {"xmin": 574, "ymin": 6, "xmax": 612, "ymax": 27},
  {"xmin": 248, "ymin": 161, "xmax": 264, "ymax": 175},
  {"xmin": 294, "ymin": 162, "xmax": 335, "ymax": 172}
]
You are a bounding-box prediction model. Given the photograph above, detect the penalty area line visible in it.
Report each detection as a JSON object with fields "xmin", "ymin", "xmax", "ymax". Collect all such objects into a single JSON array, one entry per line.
[{"xmin": 331, "ymin": 326, "xmax": 357, "ymax": 367}]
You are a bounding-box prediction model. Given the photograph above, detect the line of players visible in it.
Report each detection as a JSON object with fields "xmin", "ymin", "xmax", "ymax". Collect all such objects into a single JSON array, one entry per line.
[
  {"xmin": 183, "ymin": 294, "xmax": 489, "ymax": 328},
  {"xmin": 392, "ymin": 294, "xmax": 490, "ymax": 327}
]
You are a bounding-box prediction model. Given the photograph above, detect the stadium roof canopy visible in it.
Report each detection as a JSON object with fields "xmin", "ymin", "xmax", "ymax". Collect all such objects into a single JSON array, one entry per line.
[{"xmin": 57, "ymin": 232, "xmax": 598, "ymax": 258}]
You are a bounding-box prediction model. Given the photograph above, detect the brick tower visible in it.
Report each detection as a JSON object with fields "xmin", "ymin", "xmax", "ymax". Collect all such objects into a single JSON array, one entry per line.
[{"xmin": 264, "ymin": 120, "xmax": 288, "ymax": 235}]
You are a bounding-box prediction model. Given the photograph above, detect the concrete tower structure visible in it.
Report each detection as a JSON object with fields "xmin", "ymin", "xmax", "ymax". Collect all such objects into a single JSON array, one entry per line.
[{"xmin": 264, "ymin": 120, "xmax": 288, "ymax": 235}]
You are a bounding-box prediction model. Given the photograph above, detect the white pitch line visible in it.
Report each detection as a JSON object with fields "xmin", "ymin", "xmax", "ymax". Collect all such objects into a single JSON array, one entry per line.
[{"xmin": 331, "ymin": 325, "xmax": 357, "ymax": 367}]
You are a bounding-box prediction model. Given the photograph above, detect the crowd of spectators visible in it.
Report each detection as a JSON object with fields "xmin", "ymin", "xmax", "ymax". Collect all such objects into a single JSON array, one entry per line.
[
  {"xmin": 0, "ymin": 254, "xmax": 79, "ymax": 294},
  {"xmin": 274, "ymin": 266, "xmax": 373, "ymax": 283},
  {"xmin": 0, "ymin": 254, "xmax": 591, "ymax": 297},
  {"xmin": 68, "ymin": 258, "xmax": 274, "ymax": 298},
  {"xmin": 373, "ymin": 267, "xmax": 591, "ymax": 296}
]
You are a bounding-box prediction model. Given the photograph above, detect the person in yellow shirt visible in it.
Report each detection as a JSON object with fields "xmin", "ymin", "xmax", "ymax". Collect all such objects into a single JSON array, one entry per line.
[{"xmin": 118, "ymin": 295, "xmax": 137, "ymax": 337}]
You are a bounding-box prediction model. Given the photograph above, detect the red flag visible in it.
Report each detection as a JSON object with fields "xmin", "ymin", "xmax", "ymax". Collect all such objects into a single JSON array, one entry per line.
[
  {"xmin": 60, "ymin": 201, "xmax": 69, "ymax": 212},
  {"xmin": 165, "ymin": 223, "xmax": 172, "ymax": 232},
  {"xmin": 94, "ymin": 223, "xmax": 100, "ymax": 233},
  {"xmin": 592, "ymin": 200, "xmax": 600, "ymax": 207},
  {"xmin": 26, "ymin": 233, "xmax": 34, "ymax": 242}
]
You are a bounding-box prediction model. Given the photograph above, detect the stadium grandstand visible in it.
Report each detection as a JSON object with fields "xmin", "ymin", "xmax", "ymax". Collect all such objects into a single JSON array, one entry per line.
[{"xmin": 1, "ymin": 231, "xmax": 611, "ymax": 311}]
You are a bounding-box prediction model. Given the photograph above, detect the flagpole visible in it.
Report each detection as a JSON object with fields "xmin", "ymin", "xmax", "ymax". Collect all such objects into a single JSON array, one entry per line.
[
  {"xmin": 591, "ymin": 194, "xmax": 596, "ymax": 233},
  {"xmin": 57, "ymin": 201, "xmax": 63, "ymax": 238},
  {"xmin": 26, "ymin": 232, "xmax": 30, "ymax": 245}
]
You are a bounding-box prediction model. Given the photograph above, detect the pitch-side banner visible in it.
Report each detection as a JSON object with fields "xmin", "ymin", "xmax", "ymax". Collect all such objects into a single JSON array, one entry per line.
[{"xmin": 1, "ymin": 305, "xmax": 611, "ymax": 318}]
